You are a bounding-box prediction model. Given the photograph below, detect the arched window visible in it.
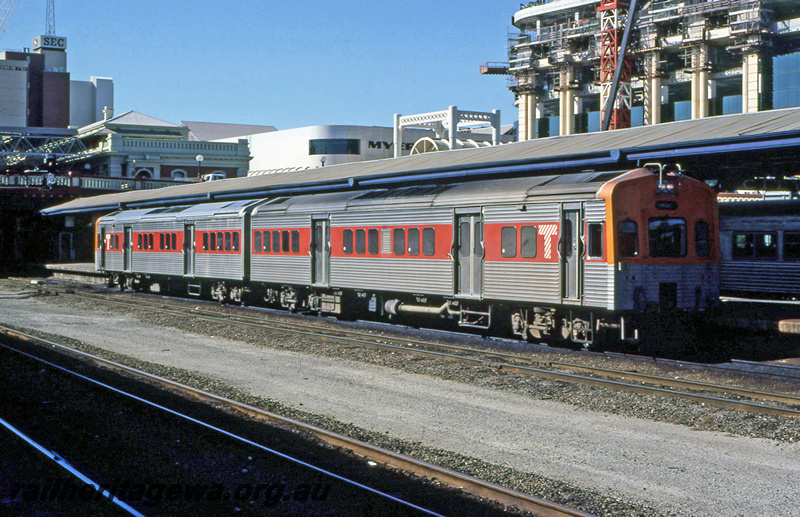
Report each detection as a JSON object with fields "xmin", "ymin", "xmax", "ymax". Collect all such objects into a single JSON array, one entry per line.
[
  {"xmin": 171, "ymin": 170, "xmax": 187, "ymax": 180},
  {"xmin": 135, "ymin": 169, "xmax": 152, "ymax": 179}
]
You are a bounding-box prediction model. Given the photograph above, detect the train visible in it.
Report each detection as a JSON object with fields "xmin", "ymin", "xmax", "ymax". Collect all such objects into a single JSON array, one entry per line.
[
  {"xmin": 95, "ymin": 165, "xmax": 721, "ymax": 348},
  {"xmin": 719, "ymin": 199, "xmax": 800, "ymax": 300}
]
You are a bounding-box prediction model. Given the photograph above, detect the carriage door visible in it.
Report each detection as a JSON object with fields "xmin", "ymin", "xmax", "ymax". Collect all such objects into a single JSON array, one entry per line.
[
  {"xmin": 312, "ymin": 218, "xmax": 330, "ymax": 286},
  {"xmin": 561, "ymin": 207, "xmax": 582, "ymax": 301},
  {"xmin": 455, "ymin": 213, "xmax": 483, "ymax": 297},
  {"xmin": 98, "ymin": 227, "xmax": 106, "ymax": 269},
  {"xmin": 123, "ymin": 227, "xmax": 132, "ymax": 271},
  {"xmin": 183, "ymin": 223, "xmax": 195, "ymax": 276}
]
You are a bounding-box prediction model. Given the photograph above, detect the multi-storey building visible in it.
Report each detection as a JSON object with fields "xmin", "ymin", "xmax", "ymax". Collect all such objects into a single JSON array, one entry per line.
[
  {"xmin": 0, "ymin": 35, "xmax": 113, "ymax": 129},
  {"xmin": 499, "ymin": 0, "xmax": 800, "ymax": 140}
]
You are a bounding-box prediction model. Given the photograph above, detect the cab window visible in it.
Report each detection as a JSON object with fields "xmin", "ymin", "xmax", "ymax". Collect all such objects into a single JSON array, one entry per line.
[
  {"xmin": 649, "ymin": 217, "xmax": 686, "ymax": 257},
  {"xmin": 618, "ymin": 220, "xmax": 638, "ymax": 257}
]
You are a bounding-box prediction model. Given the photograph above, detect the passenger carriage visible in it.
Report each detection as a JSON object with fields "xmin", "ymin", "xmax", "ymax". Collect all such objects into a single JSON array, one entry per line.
[
  {"xmin": 96, "ymin": 166, "xmax": 719, "ymax": 347},
  {"xmin": 719, "ymin": 199, "xmax": 800, "ymax": 299}
]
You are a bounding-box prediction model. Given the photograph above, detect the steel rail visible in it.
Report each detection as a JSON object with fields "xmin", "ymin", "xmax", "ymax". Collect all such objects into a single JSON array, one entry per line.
[
  {"xmin": 60, "ymin": 291, "xmax": 800, "ymax": 411},
  {"xmin": 0, "ymin": 325, "xmax": 594, "ymax": 517},
  {"xmin": 0, "ymin": 416, "xmax": 146, "ymax": 517},
  {"xmin": 0, "ymin": 340, "xmax": 442, "ymax": 517}
]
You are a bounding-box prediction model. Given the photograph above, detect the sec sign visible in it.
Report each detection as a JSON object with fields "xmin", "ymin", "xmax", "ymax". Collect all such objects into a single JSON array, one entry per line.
[{"xmin": 33, "ymin": 35, "xmax": 67, "ymax": 50}]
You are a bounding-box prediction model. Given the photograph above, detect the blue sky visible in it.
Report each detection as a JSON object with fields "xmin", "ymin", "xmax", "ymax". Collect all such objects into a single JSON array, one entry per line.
[{"xmin": 3, "ymin": 1, "xmax": 523, "ymax": 130}]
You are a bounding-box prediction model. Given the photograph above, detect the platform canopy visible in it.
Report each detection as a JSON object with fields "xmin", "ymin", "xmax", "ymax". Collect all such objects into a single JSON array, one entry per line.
[{"xmin": 42, "ymin": 107, "xmax": 800, "ymax": 216}]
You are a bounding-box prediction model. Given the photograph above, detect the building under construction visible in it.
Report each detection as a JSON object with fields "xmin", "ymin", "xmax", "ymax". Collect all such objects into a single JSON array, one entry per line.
[{"xmin": 490, "ymin": 0, "xmax": 800, "ymax": 140}]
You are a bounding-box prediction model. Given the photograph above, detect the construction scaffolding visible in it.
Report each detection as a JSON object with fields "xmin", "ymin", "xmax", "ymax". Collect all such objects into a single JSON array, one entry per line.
[{"xmin": 500, "ymin": 0, "xmax": 788, "ymax": 140}]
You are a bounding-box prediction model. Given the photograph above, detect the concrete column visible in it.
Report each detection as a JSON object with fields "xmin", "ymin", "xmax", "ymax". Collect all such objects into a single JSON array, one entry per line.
[
  {"xmin": 742, "ymin": 53, "xmax": 761, "ymax": 113},
  {"xmin": 559, "ymin": 68, "xmax": 575, "ymax": 136},
  {"xmin": 532, "ymin": 102, "xmax": 542, "ymax": 139},
  {"xmin": 643, "ymin": 53, "xmax": 662, "ymax": 126},
  {"xmin": 491, "ymin": 109, "xmax": 501, "ymax": 145},
  {"xmin": 648, "ymin": 75, "xmax": 662, "ymax": 125},
  {"xmin": 517, "ymin": 94, "xmax": 529, "ymax": 142},
  {"xmin": 448, "ymin": 105, "xmax": 458, "ymax": 150},
  {"xmin": 527, "ymin": 93, "xmax": 537, "ymax": 140},
  {"xmin": 691, "ymin": 46, "xmax": 709, "ymax": 119},
  {"xmin": 393, "ymin": 113, "xmax": 401, "ymax": 158}
]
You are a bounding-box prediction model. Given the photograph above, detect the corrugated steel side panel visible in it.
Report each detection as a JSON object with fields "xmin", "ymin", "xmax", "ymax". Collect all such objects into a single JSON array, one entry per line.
[
  {"xmin": 133, "ymin": 221, "xmax": 183, "ymax": 232},
  {"xmin": 105, "ymin": 251, "xmax": 124, "ymax": 272},
  {"xmin": 195, "ymin": 218, "xmax": 243, "ymax": 231},
  {"xmin": 331, "ymin": 257, "xmax": 453, "ymax": 295},
  {"xmin": 483, "ymin": 262, "xmax": 560, "ymax": 303},
  {"xmin": 615, "ymin": 264, "xmax": 719, "ymax": 310},
  {"xmin": 584, "ymin": 200, "xmax": 606, "ymax": 221},
  {"xmin": 251, "ymin": 255, "xmax": 312, "ymax": 285},
  {"xmin": 721, "ymin": 262, "xmax": 800, "ymax": 295},
  {"xmin": 251, "ymin": 214, "xmax": 310, "ymax": 228},
  {"xmin": 583, "ymin": 262, "xmax": 610, "ymax": 308},
  {"xmin": 194, "ymin": 254, "xmax": 244, "ymax": 280},
  {"xmin": 483, "ymin": 203, "xmax": 559, "ymax": 223},
  {"xmin": 334, "ymin": 209, "xmax": 452, "ymax": 226},
  {"xmin": 132, "ymin": 252, "xmax": 183, "ymax": 276}
]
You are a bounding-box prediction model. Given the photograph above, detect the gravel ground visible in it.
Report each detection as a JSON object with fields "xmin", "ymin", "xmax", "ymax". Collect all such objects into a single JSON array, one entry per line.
[
  {"xmin": 1, "ymin": 338, "xmax": 517, "ymax": 517},
  {"xmin": 2, "ymin": 280, "xmax": 800, "ymax": 516}
]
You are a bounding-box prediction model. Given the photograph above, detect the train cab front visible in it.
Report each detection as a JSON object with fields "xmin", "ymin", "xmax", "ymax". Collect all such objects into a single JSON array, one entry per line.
[{"xmin": 598, "ymin": 165, "xmax": 720, "ymax": 320}]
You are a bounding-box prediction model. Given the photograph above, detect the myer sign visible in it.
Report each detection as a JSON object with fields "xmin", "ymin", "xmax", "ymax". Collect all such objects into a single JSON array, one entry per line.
[
  {"xmin": 368, "ymin": 141, "xmax": 413, "ymax": 151},
  {"xmin": 33, "ymin": 36, "xmax": 67, "ymax": 50}
]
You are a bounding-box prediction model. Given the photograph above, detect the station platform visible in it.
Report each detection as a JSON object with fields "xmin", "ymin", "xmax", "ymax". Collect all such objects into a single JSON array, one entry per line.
[
  {"xmin": 779, "ymin": 320, "xmax": 800, "ymax": 334},
  {"xmin": 45, "ymin": 263, "xmax": 106, "ymax": 284}
]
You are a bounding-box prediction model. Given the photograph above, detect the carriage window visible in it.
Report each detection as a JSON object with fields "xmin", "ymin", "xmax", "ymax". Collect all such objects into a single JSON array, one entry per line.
[
  {"xmin": 695, "ymin": 220, "xmax": 710, "ymax": 257},
  {"xmin": 785, "ymin": 232, "xmax": 800, "ymax": 261},
  {"xmin": 755, "ymin": 232, "xmax": 778, "ymax": 259},
  {"xmin": 314, "ymin": 226, "xmax": 323, "ymax": 253},
  {"xmin": 263, "ymin": 231, "xmax": 271, "ymax": 252},
  {"xmin": 422, "ymin": 228, "xmax": 435, "ymax": 256},
  {"xmin": 159, "ymin": 233, "xmax": 165, "ymax": 251},
  {"xmin": 232, "ymin": 232, "xmax": 240, "ymax": 252},
  {"xmin": 355, "ymin": 229, "xmax": 366, "ymax": 254},
  {"xmin": 291, "ymin": 230, "xmax": 299, "ymax": 253},
  {"xmin": 587, "ymin": 223, "xmax": 603, "ymax": 258},
  {"xmin": 562, "ymin": 219, "xmax": 573, "ymax": 259},
  {"xmin": 272, "ymin": 231, "xmax": 280, "ymax": 253},
  {"xmin": 217, "ymin": 232, "xmax": 224, "ymax": 251},
  {"xmin": 408, "ymin": 228, "xmax": 420, "ymax": 256},
  {"xmin": 254, "ymin": 231, "xmax": 261, "ymax": 252},
  {"xmin": 209, "ymin": 232, "xmax": 216, "ymax": 252},
  {"xmin": 521, "ymin": 225, "xmax": 537, "ymax": 258},
  {"xmin": 501, "ymin": 226, "xmax": 517, "ymax": 258},
  {"xmin": 137, "ymin": 234, "xmax": 142, "ymax": 250},
  {"xmin": 393, "ymin": 228, "xmax": 405, "ymax": 255},
  {"xmin": 618, "ymin": 220, "xmax": 638, "ymax": 257},
  {"xmin": 459, "ymin": 223, "xmax": 470, "ymax": 257},
  {"xmin": 343, "ymin": 229, "xmax": 353, "ymax": 254},
  {"xmin": 281, "ymin": 230, "xmax": 289, "ymax": 253},
  {"xmin": 649, "ymin": 217, "xmax": 686, "ymax": 257},
  {"xmin": 475, "ymin": 222, "xmax": 483, "ymax": 255},
  {"xmin": 224, "ymin": 232, "xmax": 231, "ymax": 252},
  {"xmin": 368, "ymin": 229, "xmax": 379, "ymax": 255}
]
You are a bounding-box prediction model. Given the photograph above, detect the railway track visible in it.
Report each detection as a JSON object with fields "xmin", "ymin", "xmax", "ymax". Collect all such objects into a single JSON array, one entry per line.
[
  {"xmin": 0, "ymin": 325, "xmax": 593, "ymax": 517},
  {"xmin": 34, "ymin": 287, "xmax": 800, "ymax": 420}
]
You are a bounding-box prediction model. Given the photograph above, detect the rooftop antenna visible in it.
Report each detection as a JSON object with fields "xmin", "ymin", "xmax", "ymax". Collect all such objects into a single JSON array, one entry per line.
[{"xmin": 45, "ymin": 0, "xmax": 55, "ymax": 35}]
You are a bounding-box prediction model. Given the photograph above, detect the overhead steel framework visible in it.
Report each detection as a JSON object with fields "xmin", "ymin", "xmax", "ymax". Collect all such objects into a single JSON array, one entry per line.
[{"xmin": 0, "ymin": 133, "xmax": 90, "ymax": 168}]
